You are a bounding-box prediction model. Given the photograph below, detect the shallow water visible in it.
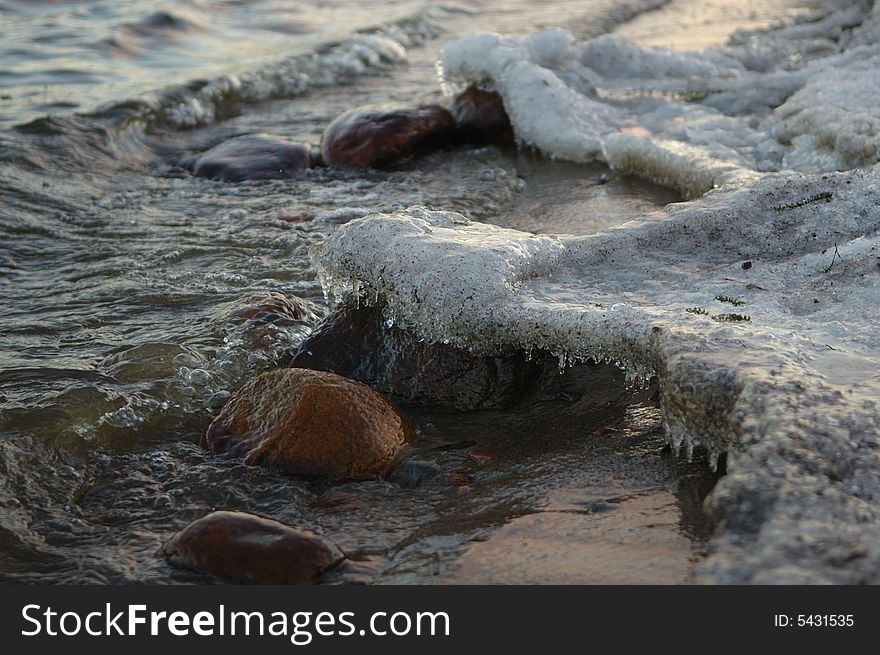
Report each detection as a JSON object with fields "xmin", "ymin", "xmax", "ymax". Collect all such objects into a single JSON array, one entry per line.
[
  {"xmin": 614, "ymin": 0, "xmax": 814, "ymax": 50},
  {"xmin": 0, "ymin": 0, "xmax": 743, "ymax": 584}
]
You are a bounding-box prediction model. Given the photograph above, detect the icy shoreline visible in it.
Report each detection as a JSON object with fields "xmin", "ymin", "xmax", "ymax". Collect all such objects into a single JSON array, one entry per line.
[{"xmin": 315, "ymin": 0, "xmax": 880, "ymax": 582}]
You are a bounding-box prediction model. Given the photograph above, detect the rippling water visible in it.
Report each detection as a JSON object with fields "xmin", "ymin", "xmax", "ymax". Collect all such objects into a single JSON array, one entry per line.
[
  {"xmin": 0, "ymin": 0, "xmax": 723, "ymax": 583},
  {"xmin": 0, "ymin": 0, "xmax": 428, "ymax": 128}
]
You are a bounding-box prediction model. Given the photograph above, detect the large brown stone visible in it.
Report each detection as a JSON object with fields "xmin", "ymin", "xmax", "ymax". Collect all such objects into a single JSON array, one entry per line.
[
  {"xmin": 162, "ymin": 511, "xmax": 343, "ymax": 584},
  {"xmin": 320, "ymin": 103, "xmax": 454, "ymax": 168},
  {"xmin": 451, "ymin": 85, "xmax": 514, "ymax": 145},
  {"xmin": 289, "ymin": 304, "xmax": 542, "ymax": 409},
  {"xmin": 205, "ymin": 368, "xmax": 411, "ymax": 479}
]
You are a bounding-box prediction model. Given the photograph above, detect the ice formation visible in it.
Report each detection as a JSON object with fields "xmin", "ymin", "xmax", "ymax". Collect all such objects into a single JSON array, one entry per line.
[
  {"xmin": 440, "ymin": 0, "xmax": 880, "ymax": 197},
  {"xmin": 315, "ymin": 1, "xmax": 880, "ymax": 583}
]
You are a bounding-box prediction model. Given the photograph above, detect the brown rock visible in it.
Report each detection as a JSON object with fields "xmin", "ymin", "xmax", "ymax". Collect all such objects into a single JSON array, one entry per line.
[
  {"xmin": 451, "ymin": 85, "xmax": 514, "ymax": 145},
  {"xmin": 205, "ymin": 368, "xmax": 412, "ymax": 479},
  {"xmin": 161, "ymin": 511, "xmax": 343, "ymax": 584},
  {"xmin": 446, "ymin": 472, "xmax": 473, "ymax": 487},
  {"xmin": 182, "ymin": 134, "xmax": 315, "ymax": 182},
  {"xmin": 229, "ymin": 291, "xmax": 316, "ymax": 324},
  {"xmin": 289, "ymin": 303, "xmax": 542, "ymax": 409},
  {"xmin": 320, "ymin": 103, "xmax": 454, "ymax": 168}
]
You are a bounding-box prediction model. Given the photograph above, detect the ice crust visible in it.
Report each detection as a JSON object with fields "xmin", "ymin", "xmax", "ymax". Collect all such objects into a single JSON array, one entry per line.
[
  {"xmin": 314, "ymin": 1, "xmax": 880, "ymax": 582},
  {"xmin": 440, "ymin": 1, "xmax": 880, "ymax": 197}
]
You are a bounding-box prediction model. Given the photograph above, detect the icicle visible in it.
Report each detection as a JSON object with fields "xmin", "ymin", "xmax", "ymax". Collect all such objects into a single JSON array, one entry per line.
[{"xmin": 709, "ymin": 451, "xmax": 720, "ymax": 472}]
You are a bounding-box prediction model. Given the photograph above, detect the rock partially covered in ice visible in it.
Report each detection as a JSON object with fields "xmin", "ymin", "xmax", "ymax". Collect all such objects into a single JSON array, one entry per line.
[
  {"xmin": 181, "ymin": 134, "xmax": 317, "ymax": 182},
  {"xmin": 320, "ymin": 103, "xmax": 454, "ymax": 168},
  {"xmin": 289, "ymin": 303, "xmax": 542, "ymax": 409},
  {"xmin": 205, "ymin": 368, "xmax": 412, "ymax": 480},
  {"xmin": 441, "ymin": 30, "xmax": 615, "ymax": 164},
  {"xmin": 312, "ymin": 168, "xmax": 880, "ymax": 583},
  {"xmin": 451, "ymin": 85, "xmax": 514, "ymax": 145},
  {"xmin": 162, "ymin": 511, "xmax": 343, "ymax": 584}
]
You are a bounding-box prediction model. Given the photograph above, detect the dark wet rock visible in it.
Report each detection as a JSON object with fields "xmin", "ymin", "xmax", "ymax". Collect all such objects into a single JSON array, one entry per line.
[
  {"xmin": 451, "ymin": 85, "xmax": 514, "ymax": 145},
  {"xmin": 313, "ymin": 490, "xmax": 367, "ymax": 511},
  {"xmin": 320, "ymin": 103, "xmax": 454, "ymax": 168},
  {"xmin": 432, "ymin": 439, "xmax": 478, "ymax": 451},
  {"xmin": 228, "ymin": 291, "xmax": 316, "ymax": 325},
  {"xmin": 469, "ymin": 449, "xmax": 494, "ymax": 465},
  {"xmin": 389, "ymin": 459, "xmax": 440, "ymax": 488},
  {"xmin": 126, "ymin": 10, "xmax": 198, "ymax": 34},
  {"xmin": 289, "ymin": 304, "xmax": 542, "ymax": 409},
  {"xmin": 181, "ymin": 134, "xmax": 315, "ymax": 182},
  {"xmin": 445, "ymin": 472, "xmax": 473, "ymax": 487},
  {"xmin": 205, "ymin": 368, "xmax": 412, "ymax": 480},
  {"xmin": 161, "ymin": 510, "xmax": 343, "ymax": 584},
  {"xmin": 314, "ymin": 558, "xmax": 379, "ymax": 585}
]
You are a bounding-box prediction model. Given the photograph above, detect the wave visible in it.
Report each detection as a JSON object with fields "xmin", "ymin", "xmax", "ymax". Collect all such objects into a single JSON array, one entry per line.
[{"xmin": 6, "ymin": 6, "xmax": 436, "ymax": 174}]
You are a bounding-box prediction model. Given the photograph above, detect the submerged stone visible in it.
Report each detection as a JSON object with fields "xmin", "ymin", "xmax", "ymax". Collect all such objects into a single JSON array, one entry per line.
[
  {"xmin": 181, "ymin": 134, "xmax": 315, "ymax": 182},
  {"xmin": 289, "ymin": 303, "xmax": 542, "ymax": 409},
  {"xmin": 451, "ymin": 85, "xmax": 515, "ymax": 145},
  {"xmin": 389, "ymin": 459, "xmax": 440, "ymax": 488},
  {"xmin": 320, "ymin": 103, "xmax": 454, "ymax": 168},
  {"xmin": 313, "ymin": 490, "xmax": 366, "ymax": 511},
  {"xmin": 161, "ymin": 511, "xmax": 343, "ymax": 584},
  {"xmin": 205, "ymin": 368, "xmax": 411, "ymax": 480},
  {"xmin": 228, "ymin": 291, "xmax": 316, "ymax": 325}
]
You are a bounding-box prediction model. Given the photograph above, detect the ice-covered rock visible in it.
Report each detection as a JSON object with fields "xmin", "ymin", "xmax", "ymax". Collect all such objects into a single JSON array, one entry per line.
[{"xmin": 313, "ymin": 170, "xmax": 880, "ymax": 583}]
